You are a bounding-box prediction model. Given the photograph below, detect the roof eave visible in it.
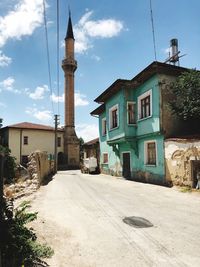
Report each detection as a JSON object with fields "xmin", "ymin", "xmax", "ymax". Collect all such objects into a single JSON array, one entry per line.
[
  {"xmin": 91, "ymin": 104, "xmax": 105, "ymax": 116},
  {"xmin": 94, "ymin": 79, "xmax": 132, "ymax": 103}
]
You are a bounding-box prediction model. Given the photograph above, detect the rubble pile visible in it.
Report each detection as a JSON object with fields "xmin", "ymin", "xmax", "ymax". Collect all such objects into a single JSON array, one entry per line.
[{"xmin": 4, "ymin": 151, "xmax": 52, "ymax": 199}]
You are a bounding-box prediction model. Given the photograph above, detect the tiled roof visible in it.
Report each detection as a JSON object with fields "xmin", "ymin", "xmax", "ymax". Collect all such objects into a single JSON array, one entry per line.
[
  {"xmin": 5, "ymin": 122, "xmax": 64, "ymax": 132},
  {"xmin": 83, "ymin": 137, "xmax": 99, "ymax": 146},
  {"xmin": 94, "ymin": 61, "xmax": 190, "ymax": 103}
]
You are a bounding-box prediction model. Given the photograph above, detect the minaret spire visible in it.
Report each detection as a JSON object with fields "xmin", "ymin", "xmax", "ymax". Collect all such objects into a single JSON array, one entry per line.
[{"xmin": 65, "ymin": 6, "xmax": 74, "ymax": 40}]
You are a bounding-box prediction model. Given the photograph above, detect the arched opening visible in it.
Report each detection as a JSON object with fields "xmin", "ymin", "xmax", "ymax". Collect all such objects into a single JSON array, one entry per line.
[{"xmin": 58, "ymin": 152, "xmax": 65, "ymax": 166}]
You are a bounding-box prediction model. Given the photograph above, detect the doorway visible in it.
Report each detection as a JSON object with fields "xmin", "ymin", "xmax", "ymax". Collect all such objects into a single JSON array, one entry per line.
[
  {"xmin": 191, "ymin": 160, "xmax": 200, "ymax": 188},
  {"xmin": 122, "ymin": 152, "xmax": 131, "ymax": 179}
]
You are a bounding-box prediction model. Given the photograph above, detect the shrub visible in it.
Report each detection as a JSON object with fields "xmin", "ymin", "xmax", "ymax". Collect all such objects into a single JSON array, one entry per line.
[
  {"xmin": 0, "ymin": 145, "xmax": 16, "ymax": 183},
  {"xmin": 1, "ymin": 200, "xmax": 54, "ymax": 267}
]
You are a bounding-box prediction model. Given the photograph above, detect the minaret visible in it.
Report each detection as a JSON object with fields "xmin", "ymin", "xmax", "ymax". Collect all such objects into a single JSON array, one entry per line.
[{"xmin": 62, "ymin": 11, "xmax": 80, "ymax": 169}]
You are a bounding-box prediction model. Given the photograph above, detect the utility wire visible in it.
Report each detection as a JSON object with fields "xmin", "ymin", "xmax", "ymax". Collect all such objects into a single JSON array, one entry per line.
[
  {"xmin": 149, "ymin": 0, "xmax": 157, "ymax": 61},
  {"xmin": 56, "ymin": 0, "xmax": 60, "ymax": 116},
  {"xmin": 42, "ymin": 0, "xmax": 55, "ymax": 115}
]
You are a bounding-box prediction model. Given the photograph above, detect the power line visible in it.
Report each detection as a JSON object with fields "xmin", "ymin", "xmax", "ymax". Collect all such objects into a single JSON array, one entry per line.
[
  {"xmin": 56, "ymin": 0, "xmax": 60, "ymax": 116},
  {"xmin": 42, "ymin": 0, "xmax": 55, "ymax": 115},
  {"xmin": 149, "ymin": 0, "xmax": 157, "ymax": 61}
]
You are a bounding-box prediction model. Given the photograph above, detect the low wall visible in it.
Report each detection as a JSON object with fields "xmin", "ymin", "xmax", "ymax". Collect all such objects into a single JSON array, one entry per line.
[
  {"xmin": 165, "ymin": 139, "xmax": 200, "ymax": 187},
  {"xmin": 27, "ymin": 150, "xmax": 53, "ymax": 184}
]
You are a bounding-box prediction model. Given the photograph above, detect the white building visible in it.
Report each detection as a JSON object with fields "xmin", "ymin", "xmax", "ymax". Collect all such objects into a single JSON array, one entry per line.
[{"xmin": 0, "ymin": 122, "xmax": 64, "ymax": 165}]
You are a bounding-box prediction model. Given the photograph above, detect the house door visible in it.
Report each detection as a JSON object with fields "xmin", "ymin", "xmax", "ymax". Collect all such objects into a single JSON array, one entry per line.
[{"xmin": 122, "ymin": 152, "xmax": 131, "ymax": 179}]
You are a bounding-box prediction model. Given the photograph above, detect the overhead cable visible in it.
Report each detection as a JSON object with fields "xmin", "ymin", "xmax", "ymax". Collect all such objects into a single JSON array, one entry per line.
[
  {"xmin": 42, "ymin": 0, "xmax": 55, "ymax": 115},
  {"xmin": 57, "ymin": 0, "xmax": 60, "ymax": 116}
]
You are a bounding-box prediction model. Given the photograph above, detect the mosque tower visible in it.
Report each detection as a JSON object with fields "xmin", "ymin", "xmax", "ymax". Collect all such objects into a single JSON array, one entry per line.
[{"xmin": 62, "ymin": 12, "xmax": 80, "ymax": 169}]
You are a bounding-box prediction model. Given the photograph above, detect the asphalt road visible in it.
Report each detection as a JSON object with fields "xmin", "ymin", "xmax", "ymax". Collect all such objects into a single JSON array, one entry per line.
[{"xmin": 29, "ymin": 170, "xmax": 200, "ymax": 267}]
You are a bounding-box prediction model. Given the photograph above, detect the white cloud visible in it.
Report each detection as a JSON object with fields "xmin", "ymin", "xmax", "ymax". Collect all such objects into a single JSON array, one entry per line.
[
  {"xmin": 50, "ymin": 91, "xmax": 89, "ymax": 106},
  {"xmin": 76, "ymin": 123, "xmax": 99, "ymax": 142},
  {"xmin": 85, "ymin": 19, "xmax": 123, "ymax": 38},
  {"xmin": 0, "ymin": 76, "xmax": 20, "ymax": 93},
  {"xmin": 91, "ymin": 55, "xmax": 101, "ymax": 61},
  {"xmin": 0, "ymin": 0, "xmax": 44, "ymax": 48},
  {"xmin": 75, "ymin": 92, "xmax": 89, "ymax": 106},
  {"xmin": 50, "ymin": 93, "xmax": 64, "ymax": 103},
  {"xmin": 28, "ymin": 85, "xmax": 49, "ymax": 100},
  {"xmin": 74, "ymin": 10, "xmax": 124, "ymax": 54},
  {"xmin": 1, "ymin": 76, "xmax": 14, "ymax": 89},
  {"xmin": 26, "ymin": 107, "xmax": 52, "ymax": 122},
  {"xmin": 0, "ymin": 51, "xmax": 12, "ymax": 66}
]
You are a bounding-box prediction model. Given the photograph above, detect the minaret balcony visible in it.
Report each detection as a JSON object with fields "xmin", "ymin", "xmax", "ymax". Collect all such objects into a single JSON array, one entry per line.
[{"xmin": 62, "ymin": 58, "xmax": 77, "ymax": 67}]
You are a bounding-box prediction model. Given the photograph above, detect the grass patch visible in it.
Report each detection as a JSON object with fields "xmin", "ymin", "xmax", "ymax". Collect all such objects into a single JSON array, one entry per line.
[{"xmin": 180, "ymin": 186, "xmax": 192, "ymax": 193}]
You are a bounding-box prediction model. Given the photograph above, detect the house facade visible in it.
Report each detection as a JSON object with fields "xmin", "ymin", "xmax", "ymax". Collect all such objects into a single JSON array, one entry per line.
[
  {"xmin": 82, "ymin": 138, "xmax": 100, "ymax": 160},
  {"xmin": 91, "ymin": 61, "xmax": 189, "ymax": 185},
  {"xmin": 0, "ymin": 122, "xmax": 64, "ymax": 166}
]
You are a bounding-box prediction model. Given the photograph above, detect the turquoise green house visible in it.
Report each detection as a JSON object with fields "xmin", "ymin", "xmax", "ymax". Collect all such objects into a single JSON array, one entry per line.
[{"xmin": 91, "ymin": 61, "xmax": 188, "ymax": 185}]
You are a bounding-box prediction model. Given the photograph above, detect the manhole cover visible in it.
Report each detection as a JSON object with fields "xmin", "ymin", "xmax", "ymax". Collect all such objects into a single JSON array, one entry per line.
[{"xmin": 123, "ymin": 216, "xmax": 153, "ymax": 228}]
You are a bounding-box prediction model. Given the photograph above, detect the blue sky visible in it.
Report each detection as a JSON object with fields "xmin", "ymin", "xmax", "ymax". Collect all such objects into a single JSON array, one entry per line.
[{"xmin": 0, "ymin": 0, "xmax": 199, "ymax": 141}]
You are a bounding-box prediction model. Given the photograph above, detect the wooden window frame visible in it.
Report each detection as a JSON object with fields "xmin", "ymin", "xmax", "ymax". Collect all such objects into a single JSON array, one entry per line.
[
  {"xmin": 102, "ymin": 117, "xmax": 107, "ymax": 136},
  {"xmin": 138, "ymin": 89, "xmax": 152, "ymax": 120},
  {"xmin": 57, "ymin": 136, "xmax": 61, "ymax": 147},
  {"xmin": 144, "ymin": 140, "xmax": 157, "ymax": 166},
  {"xmin": 127, "ymin": 101, "xmax": 136, "ymax": 125},
  {"xmin": 23, "ymin": 136, "xmax": 28, "ymax": 145},
  {"xmin": 102, "ymin": 153, "xmax": 108, "ymax": 164},
  {"xmin": 109, "ymin": 104, "xmax": 119, "ymax": 130}
]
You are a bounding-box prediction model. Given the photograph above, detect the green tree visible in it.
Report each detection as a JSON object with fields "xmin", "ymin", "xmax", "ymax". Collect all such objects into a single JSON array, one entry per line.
[
  {"xmin": 0, "ymin": 145, "xmax": 16, "ymax": 182},
  {"xmin": 170, "ymin": 70, "xmax": 200, "ymax": 121}
]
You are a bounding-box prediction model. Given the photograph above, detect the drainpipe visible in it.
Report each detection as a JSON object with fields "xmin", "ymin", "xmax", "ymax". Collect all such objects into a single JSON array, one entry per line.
[{"xmin": 20, "ymin": 129, "xmax": 22, "ymax": 165}]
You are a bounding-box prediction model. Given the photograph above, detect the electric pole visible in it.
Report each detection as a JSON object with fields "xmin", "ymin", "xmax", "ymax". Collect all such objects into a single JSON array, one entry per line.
[
  {"xmin": 0, "ymin": 152, "xmax": 4, "ymax": 267},
  {"xmin": 54, "ymin": 115, "xmax": 60, "ymax": 173}
]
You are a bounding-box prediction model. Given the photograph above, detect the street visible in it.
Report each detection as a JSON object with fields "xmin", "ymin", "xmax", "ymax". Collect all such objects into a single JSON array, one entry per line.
[{"xmin": 29, "ymin": 170, "xmax": 200, "ymax": 267}]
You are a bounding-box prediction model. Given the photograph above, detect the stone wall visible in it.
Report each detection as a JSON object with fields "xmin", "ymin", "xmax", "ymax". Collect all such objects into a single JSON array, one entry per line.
[
  {"xmin": 4, "ymin": 151, "xmax": 53, "ymax": 199},
  {"xmin": 27, "ymin": 150, "xmax": 53, "ymax": 184},
  {"xmin": 165, "ymin": 139, "xmax": 200, "ymax": 187}
]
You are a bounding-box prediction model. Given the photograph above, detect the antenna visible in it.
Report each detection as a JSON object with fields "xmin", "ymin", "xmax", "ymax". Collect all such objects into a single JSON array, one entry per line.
[
  {"xmin": 149, "ymin": 0, "xmax": 157, "ymax": 61},
  {"xmin": 165, "ymin": 38, "xmax": 186, "ymax": 66}
]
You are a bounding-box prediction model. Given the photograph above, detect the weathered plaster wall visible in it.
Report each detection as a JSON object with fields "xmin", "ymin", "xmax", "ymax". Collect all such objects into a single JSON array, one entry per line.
[
  {"xmin": 165, "ymin": 140, "xmax": 200, "ymax": 186},
  {"xmin": 135, "ymin": 75, "xmax": 160, "ymax": 136},
  {"xmin": 8, "ymin": 128, "xmax": 64, "ymax": 163},
  {"xmin": 9, "ymin": 129, "xmax": 21, "ymax": 163}
]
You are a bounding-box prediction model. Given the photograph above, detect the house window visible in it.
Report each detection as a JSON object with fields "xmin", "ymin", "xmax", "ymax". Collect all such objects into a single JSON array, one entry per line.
[
  {"xmin": 103, "ymin": 153, "xmax": 108, "ymax": 164},
  {"xmin": 127, "ymin": 102, "xmax": 135, "ymax": 124},
  {"xmin": 138, "ymin": 89, "xmax": 152, "ymax": 120},
  {"xmin": 109, "ymin": 104, "xmax": 119, "ymax": 130},
  {"xmin": 145, "ymin": 141, "xmax": 157, "ymax": 165},
  {"xmin": 57, "ymin": 137, "xmax": 61, "ymax": 147},
  {"xmin": 23, "ymin": 136, "xmax": 28, "ymax": 145},
  {"xmin": 102, "ymin": 118, "xmax": 107, "ymax": 136}
]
